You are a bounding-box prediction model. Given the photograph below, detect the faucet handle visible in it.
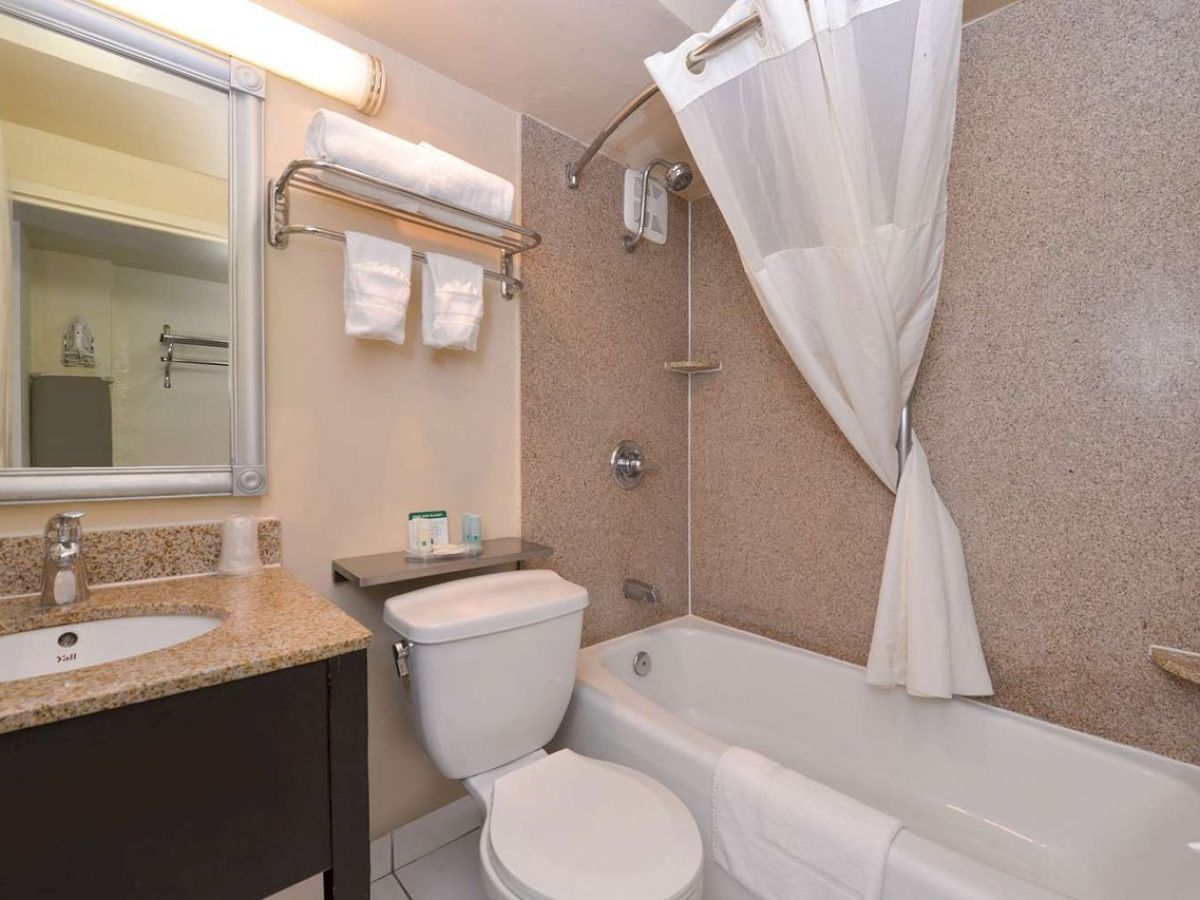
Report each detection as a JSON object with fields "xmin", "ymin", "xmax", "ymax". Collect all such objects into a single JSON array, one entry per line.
[{"xmin": 610, "ymin": 440, "xmax": 659, "ymax": 490}]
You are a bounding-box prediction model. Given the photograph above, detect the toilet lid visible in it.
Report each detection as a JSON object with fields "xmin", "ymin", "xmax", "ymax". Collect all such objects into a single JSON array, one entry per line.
[{"xmin": 487, "ymin": 750, "xmax": 702, "ymax": 900}]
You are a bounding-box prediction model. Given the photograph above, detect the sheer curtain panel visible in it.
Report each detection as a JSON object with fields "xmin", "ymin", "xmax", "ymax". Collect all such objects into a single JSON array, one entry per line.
[{"xmin": 647, "ymin": 0, "xmax": 991, "ymax": 697}]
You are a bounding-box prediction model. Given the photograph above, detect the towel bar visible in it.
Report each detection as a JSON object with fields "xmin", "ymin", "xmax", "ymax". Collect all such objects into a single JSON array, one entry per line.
[
  {"xmin": 268, "ymin": 158, "xmax": 541, "ymax": 299},
  {"xmin": 159, "ymin": 325, "xmax": 229, "ymax": 389}
]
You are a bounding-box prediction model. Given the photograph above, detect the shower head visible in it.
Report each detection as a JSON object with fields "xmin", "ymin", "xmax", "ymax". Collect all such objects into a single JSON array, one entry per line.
[
  {"xmin": 623, "ymin": 158, "xmax": 695, "ymax": 252},
  {"xmin": 663, "ymin": 161, "xmax": 693, "ymax": 192}
]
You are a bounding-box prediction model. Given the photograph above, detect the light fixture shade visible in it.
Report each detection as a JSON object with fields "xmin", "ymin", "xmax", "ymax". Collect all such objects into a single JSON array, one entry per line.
[{"xmin": 93, "ymin": 0, "xmax": 385, "ymax": 114}]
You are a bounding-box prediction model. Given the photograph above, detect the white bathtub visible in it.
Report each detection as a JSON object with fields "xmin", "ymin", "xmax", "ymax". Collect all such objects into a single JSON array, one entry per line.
[{"xmin": 554, "ymin": 617, "xmax": 1200, "ymax": 899}]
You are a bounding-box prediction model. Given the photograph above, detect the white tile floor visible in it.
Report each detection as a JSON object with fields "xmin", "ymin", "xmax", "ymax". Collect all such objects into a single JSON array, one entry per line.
[
  {"xmin": 268, "ymin": 801, "xmax": 487, "ymax": 900},
  {"xmin": 393, "ymin": 830, "xmax": 487, "ymax": 899},
  {"xmin": 370, "ymin": 873, "xmax": 409, "ymax": 900},
  {"xmin": 366, "ymin": 798, "xmax": 488, "ymax": 900}
]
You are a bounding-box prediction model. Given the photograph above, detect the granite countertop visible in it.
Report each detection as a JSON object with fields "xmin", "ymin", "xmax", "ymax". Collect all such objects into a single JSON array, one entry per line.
[{"xmin": 0, "ymin": 568, "xmax": 371, "ymax": 735}]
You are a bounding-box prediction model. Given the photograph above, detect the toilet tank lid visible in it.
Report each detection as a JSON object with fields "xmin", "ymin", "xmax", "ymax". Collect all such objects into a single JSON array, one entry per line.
[{"xmin": 383, "ymin": 570, "xmax": 588, "ymax": 644}]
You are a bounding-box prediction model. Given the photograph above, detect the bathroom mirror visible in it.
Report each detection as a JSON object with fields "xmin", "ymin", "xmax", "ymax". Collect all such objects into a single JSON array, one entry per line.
[{"xmin": 0, "ymin": 0, "xmax": 265, "ymax": 502}]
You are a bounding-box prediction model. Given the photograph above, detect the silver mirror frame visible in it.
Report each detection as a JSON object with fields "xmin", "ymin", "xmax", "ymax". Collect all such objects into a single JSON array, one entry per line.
[{"xmin": 0, "ymin": 0, "xmax": 266, "ymax": 502}]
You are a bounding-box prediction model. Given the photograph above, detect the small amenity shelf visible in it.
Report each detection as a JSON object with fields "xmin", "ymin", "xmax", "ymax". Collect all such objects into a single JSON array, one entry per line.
[
  {"xmin": 268, "ymin": 157, "xmax": 541, "ymax": 299},
  {"xmin": 1150, "ymin": 645, "xmax": 1200, "ymax": 687},
  {"xmin": 664, "ymin": 360, "xmax": 722, "ymax": 374},
  {"xmin": 332, "ymin": 538, "xmax": 553, "ymax": 589}
]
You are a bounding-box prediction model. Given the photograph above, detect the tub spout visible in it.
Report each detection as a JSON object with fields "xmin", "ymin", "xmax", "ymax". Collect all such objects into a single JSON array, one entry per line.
[{"xmin": 623, "ymin": 579, "xmax": 661, "ymax": 605}]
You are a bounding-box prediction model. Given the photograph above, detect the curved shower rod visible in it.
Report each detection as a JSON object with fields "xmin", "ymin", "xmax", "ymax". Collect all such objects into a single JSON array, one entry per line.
[{"xmin": 565, "ymin": 11, "xmax": 763, "ymax": 188}]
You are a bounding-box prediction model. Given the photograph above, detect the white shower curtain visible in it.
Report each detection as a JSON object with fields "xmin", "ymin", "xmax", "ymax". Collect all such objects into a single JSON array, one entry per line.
[{"xmin": 647, "ymin": 0, "xmax": 992, "ymax": 697}]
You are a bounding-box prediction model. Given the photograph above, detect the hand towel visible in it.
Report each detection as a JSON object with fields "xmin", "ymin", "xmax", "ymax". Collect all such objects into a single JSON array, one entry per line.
[
  {"xmin": 422, "ymin": 253, "xmax": 484, "ymax": 351},
  {"xmin": 344, "ymin": 232, "xmax": 412, "ymax": 345},
  {"xmin": 304, "ymin": 109, "xmax": 424, "ymax": 212},
  {"xmin": 713, "ymin": 747, "xmax": 901, "ymax": 900},
  {"xmin": 417, "ymin": 141, "xmax": 514, "ymax": 237}
]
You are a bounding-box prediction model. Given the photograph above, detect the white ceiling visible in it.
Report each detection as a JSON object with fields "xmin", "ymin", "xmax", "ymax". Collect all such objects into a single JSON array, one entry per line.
[
  {"xmin": 291, "ymin": 0, "xmax": 1019, "ymax": 193},
  {"xmin": 291, "ymin": 0, "xmax": 715, "ymax": 184}
]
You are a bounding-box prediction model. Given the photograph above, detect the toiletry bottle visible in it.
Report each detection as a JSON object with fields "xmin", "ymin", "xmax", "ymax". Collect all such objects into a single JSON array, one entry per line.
[{"xmin": 463, "ymin": 513, "xmax": 483, "ymax": 549}]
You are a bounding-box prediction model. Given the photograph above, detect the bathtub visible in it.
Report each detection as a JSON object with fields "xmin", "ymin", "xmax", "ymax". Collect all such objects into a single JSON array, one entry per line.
[{"xmin": 554, "ymin": 617, "xmax": 1200, "ymax": 899}]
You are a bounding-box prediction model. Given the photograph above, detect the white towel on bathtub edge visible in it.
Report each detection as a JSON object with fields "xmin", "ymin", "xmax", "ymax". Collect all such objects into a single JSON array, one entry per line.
[{"xmin": 713, "ymin": 746, "xmax": 901, "ymax": 900}]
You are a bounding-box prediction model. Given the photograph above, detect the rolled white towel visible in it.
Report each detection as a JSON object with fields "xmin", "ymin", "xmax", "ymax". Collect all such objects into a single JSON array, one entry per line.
[
  {"xmin": 417, "ymin": 142, "xmax": 514, "ymax": 237},
  {"xmin": 303, "ymin": 110, "xmax": 516, "ymax": 238},
  {"xmin": 421, "ymin": 253, "xmax": 483, "ymax": 352},
  {"xmin": 304, "ymin": 109, "xmax": 424, "ymax": 212},
  {"xmin": 343, "ymin": 232, "xmax": 412, "ymax": 345}
]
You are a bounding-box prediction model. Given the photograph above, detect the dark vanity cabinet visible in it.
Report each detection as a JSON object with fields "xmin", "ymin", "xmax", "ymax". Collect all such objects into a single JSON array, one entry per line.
[{"xmin": 0, "ymin": 652, "xmax": 368, "ymax": 899}]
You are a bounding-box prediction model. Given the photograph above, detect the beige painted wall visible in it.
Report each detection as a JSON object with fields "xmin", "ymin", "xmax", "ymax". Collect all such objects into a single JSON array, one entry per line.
[
  {"xmin": 109, "ymin": 265, "xmax": 229, "ymax": 466},
  {"xmin": 0, "ymin": 0, "xmax": 521, "ymax": 842},
  {"xmin": 28, "ymin": 250, "xmax": 113, "ymax": 377},
  {"xmin": 25, "ymin": 250, "xmax": 230, "ymax": 466}
]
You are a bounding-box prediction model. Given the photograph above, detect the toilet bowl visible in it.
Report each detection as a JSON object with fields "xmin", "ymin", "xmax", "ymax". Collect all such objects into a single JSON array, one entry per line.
[{"xmin": 383, "ymin": 570, "xmax": 703, "ymax": 900}]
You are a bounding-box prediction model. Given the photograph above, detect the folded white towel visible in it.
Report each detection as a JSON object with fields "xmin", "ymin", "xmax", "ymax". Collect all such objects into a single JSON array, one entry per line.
[
  {"xmin": 303, "ymin": 111, "xmax": 514, "ymax": 238},
  {"xmin": 713, "ymin": 747, "xmax": 901, "ymax": 900},
  {"xmin": 344, "ymin": 232, "xmax": 412, "ymax": 345},
  {"xmin": 417, "ymin": 142, "xmax": 514, "ymax": 237},
  {"xmin": 422, "ymin": 253, "xmax": 483, "ymax": 351},
  {"xmin": 304, "ymin": 109, "xmax": 424, "ymax": 212}
]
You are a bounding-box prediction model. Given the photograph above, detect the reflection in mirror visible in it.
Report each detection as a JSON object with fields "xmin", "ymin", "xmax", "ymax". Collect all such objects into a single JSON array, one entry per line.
[{"xmin": 0, "ymin": 12, "xmax": 230, "ymax": 469}]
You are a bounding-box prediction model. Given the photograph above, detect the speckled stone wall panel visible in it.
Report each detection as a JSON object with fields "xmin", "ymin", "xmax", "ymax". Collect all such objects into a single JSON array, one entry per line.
[
  {"xmin": 917, "ymin": 0, "xmax": 1200, "ymax": 763},
  {"xmin": 689, "ymin": 197, "xmax": 895, "ymax": 662},
  {"xmin": 520, "ymin": 117, "xmax": 689, "ymax": 645},
  {"xmin": 690, "ymin": 0, "xmax": 1200, "ymax": 765},
  {"xmin": 0, "ymin": 519, "xmax": 282, "ymax": 597}
]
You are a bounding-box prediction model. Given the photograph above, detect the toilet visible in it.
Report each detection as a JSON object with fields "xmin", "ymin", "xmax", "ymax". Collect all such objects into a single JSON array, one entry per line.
[{"xmin": 383, "ymin": 569, "xmax": 703, "ymax": 900}]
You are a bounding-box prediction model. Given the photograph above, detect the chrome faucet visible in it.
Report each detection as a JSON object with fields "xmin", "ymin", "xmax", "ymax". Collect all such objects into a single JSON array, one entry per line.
[{"xmin": 40, "ymin": 512, "xmax": 89, "ymax": 608}]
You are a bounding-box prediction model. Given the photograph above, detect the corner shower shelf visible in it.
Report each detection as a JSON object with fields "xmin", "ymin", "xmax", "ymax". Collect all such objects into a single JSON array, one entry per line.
[
  {"xmin": 268, "ymin": 157, "xmax": 541, "ymax": 299},
  {"xmin": 331, "ymin": 538, "xmax": 553, "ymax": 589},
  {"xmin": 1150, "ymin": 645, "xmax": 1200, "ymax": 687},
  {"xmin": 664, "ymin": 360, "xmax": 722, "ymax": 374}
]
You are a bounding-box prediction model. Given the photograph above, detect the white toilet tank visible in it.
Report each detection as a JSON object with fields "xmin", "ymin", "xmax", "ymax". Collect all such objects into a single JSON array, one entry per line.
[{"xmin": 383, "ymin": 569, "xmax": 588, "ymax": 780}]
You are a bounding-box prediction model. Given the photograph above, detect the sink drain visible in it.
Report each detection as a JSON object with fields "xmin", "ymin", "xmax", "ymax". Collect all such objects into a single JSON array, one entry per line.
[
  {"xmin": 57, "ymin": 632, "xmax": 78, "ymax": 648},
  {"xmin": 632, "ymin": 650, "xmax": 651, "ymax": 677}
]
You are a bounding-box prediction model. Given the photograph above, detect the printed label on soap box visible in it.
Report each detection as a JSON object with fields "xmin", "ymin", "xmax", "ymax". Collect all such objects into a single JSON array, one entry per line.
[{"xmin": 408, "ymin": 510, "xmax": 449, "ymax": 553}]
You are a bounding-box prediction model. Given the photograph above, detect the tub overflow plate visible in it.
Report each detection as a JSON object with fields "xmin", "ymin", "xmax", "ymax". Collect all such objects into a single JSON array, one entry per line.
[{"xmin": 633, "ymin": 650, "xmax": 652, "ymax": 677}]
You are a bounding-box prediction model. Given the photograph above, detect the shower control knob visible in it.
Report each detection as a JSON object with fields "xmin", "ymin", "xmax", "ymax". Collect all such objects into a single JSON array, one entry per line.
[{"xmin": 610, "ymin": 440, "xmax": 659, "ymax": 490}]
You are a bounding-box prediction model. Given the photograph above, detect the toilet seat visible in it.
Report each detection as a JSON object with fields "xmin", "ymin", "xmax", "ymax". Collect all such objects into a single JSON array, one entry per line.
[{"xmin": 484, "ymin": 750, "xmax": 703, "ymax": 900}]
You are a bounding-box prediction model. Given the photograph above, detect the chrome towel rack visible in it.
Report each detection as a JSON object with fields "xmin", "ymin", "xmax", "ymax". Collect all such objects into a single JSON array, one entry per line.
[
  {"xmin": 159, "ymin": 325, "xmax": 229, "ymax": 389},
  {"xmin": 268, "ymin": 158, "xmax": 541, "ymax": 299}
]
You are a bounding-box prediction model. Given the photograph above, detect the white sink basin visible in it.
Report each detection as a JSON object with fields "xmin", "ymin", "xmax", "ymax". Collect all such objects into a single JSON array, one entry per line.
[{"xmin": 0, "ymin": 614, "xmax": 223, "ymax": 683}]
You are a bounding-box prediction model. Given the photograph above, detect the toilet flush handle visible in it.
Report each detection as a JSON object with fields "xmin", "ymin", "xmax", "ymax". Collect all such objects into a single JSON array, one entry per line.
[{"xmin": 392, "ymin": 639, "xmax": 413, "ymax": 700}]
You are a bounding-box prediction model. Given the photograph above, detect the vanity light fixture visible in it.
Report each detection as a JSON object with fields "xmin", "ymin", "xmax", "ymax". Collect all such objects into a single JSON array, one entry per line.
[{"xmin": 91, "ymin": 0, "xmax": 386, "ymax": 114}]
